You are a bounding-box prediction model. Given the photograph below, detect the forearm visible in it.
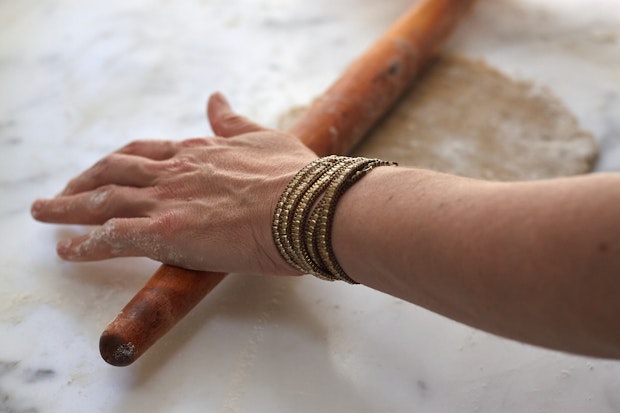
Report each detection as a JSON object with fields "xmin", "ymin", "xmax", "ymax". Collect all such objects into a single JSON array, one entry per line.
[{"xmin": 333, "ymin": 168, "xmax": 620, "ymax": 358}]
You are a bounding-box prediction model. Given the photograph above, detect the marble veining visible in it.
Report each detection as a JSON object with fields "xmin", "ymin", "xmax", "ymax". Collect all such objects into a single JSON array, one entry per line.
[{"xmin": 1, "ymin": 0, "xmax": 619, "ymax": 412}]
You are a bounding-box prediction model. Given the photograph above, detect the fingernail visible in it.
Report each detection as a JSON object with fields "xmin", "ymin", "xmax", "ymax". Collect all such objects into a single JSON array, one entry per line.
[
  {"xmin": 211, "ymin": 92, "xmax": 229, "ymax": 109},
  {"xmin": 31, "ymin": 200, "xmax": 44, "ymax": 217},
  {"xmin": 57, "ymin": 239, "xmax": 72, "ymax": 258}
]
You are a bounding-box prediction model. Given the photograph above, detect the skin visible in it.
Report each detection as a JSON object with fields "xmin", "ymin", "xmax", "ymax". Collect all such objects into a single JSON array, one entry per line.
[{"xmin": 32, "ymin": 93, "xmax": 620, "ymax": 359}]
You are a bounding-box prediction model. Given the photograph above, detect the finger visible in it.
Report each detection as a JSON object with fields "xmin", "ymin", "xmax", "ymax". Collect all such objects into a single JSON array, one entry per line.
[
  {"xmin": 59, "ymin": 153, "xmax": 160, "ymax": 196},
  {"xmin": 115, "ymin": 139, "xmax": 179, "ymax": 160},
  {"xmin": 56, "ymin": 217, "xmax": 151, "ymax": 261},
  {"xmin": 31, "ymin": 185, "xmax": 154, "ymax": 225},
  {"xmin": 207, "ymin": 92, "xmax": 266, "ymax": 137}
]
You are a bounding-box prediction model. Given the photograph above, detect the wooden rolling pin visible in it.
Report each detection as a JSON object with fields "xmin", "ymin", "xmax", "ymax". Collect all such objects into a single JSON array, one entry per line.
[{"xmin": 100, "ymin": 0, "xmax": 477, "ymax": 366}]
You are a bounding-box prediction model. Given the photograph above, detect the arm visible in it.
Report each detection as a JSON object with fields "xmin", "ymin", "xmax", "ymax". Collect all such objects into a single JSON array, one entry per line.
[
  {"xmin": 31, "ymin": 94, "xmax": 620, "ymax": 359},
  {"xmin": 332, "ymin": 167, "xmax": 620, "ymax": 358}
]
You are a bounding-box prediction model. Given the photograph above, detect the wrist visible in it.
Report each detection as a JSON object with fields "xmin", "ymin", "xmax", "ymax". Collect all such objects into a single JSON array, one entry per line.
[
  {"xmin": 270, "ymin": 156, "xmax": 397, "ymax": 283},
  {"xmin": 331, "ymin": 166, "xmax": 393, "ymax": 284}
]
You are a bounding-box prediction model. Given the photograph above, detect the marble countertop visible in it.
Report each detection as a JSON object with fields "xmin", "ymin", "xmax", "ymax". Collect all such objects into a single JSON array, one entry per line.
[{"xmin": 1, "ymin": 0, "xmax": 619, "ymax": 412}]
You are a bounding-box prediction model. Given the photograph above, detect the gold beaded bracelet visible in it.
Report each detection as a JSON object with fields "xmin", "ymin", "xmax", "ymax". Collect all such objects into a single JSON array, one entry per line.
[{"xmin": 272, "ymin": 156, "xmax": 397, "ymax": 283}]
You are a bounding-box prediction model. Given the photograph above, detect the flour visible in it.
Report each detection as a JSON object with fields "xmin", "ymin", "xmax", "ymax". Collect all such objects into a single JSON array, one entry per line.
[
  {"xmin": 60, "ymin": 219, "xmax": 119, "ymax": 260},
  {"xmin": 88, "ymin": 188, "xmax": 110, "ymax": 209}
]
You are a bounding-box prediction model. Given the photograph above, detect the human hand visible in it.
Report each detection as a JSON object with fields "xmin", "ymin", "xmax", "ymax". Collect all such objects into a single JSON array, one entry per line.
[{"xmin": 31, "ymin": 93, "xmax": 317, "ymax": 276}]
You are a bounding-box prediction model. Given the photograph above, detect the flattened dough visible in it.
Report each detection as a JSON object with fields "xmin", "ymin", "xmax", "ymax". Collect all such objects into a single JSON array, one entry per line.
[{"xmin": 280, "ymin": 56, "xmax": 598, "ymax": 181}]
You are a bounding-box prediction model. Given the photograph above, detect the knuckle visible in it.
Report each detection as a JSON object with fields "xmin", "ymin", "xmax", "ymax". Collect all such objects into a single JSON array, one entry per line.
[
  {"xmin": 120, "ymin": 139, "xmax": 149, "ymax": 154},
  {"xmin": 222, "ymin": 112, "xmax": 244, "ymax": 124},
  {"xmin": 103, "ymin": 217, "xmax": 121, "ymax": 231},
  {"xmin": 98, "ymin": 218, "xmax": 131, "ymax": 255},
  {"xmin": 91, "ymin": 185, "xmax": 113, "ymax": 204},
  {"xmin": 92, "ymin": 155, "xmax": 114, "ymax": 172},
  {"xmin": 99, "ymin": 218, "xmax": 122, "ymax": 243},
  {"xmin": 180, "ymin": 137, "xmax": 209, "ymax": 147},
  {"xmin": 149, "ymin": 211, "xmax": 178, "ymax": 233},
  {"xmin": 89, "ymin": 184, "xmax": 123, "ymax": 212},
  {"xmin": 162, "ymin": 156, "xmax": 196, "ymax": 173},
  {"xmin": 152, "ymin": 184, "xmax": 175, "ymax": 200}
]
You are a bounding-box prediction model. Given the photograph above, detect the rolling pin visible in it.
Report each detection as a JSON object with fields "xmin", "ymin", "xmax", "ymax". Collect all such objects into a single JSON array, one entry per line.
[{"xmin": 100, "ymin": 0, "xmax": 477, "ymax": 366}]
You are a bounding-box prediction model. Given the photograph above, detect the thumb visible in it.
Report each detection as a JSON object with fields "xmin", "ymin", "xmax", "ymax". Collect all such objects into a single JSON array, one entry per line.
[{"xmin": 207, "ymin": 92, "xmax": 266, "ymax": 137}]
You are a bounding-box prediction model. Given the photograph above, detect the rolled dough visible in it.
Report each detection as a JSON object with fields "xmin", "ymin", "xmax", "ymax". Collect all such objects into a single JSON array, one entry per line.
[{"xmin": 280, "ymin": 56, "xmax": 598, "ymax": 181}]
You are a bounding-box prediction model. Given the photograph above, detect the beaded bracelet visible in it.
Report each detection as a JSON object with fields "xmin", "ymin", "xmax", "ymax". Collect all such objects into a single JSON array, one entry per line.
[{"xmin": 272, "ymin": 156, "xmax": 397, "ymax": 283}]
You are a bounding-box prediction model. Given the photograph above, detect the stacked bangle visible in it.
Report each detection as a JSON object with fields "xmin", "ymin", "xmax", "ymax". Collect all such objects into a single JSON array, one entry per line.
[{"xmin": 272, "ymin": 155, "xmax": 397, "ymax": 284}]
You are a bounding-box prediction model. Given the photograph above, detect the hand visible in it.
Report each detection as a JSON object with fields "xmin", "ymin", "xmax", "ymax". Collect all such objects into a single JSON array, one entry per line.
[{"xmin": 31, "ymin": 93, "xmax": 317, "ymax": 276}]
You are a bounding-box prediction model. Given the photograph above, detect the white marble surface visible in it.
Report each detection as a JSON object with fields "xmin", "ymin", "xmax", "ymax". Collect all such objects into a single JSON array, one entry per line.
[{"xmin": 1, "ymin": 0, "xmax": 620, "ymax": 412}]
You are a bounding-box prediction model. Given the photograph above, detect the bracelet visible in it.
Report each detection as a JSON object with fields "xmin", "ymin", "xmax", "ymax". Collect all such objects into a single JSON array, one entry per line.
[{"xmin": 272, "ymin": 155, "xmax": 397, "ymax": 283}]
